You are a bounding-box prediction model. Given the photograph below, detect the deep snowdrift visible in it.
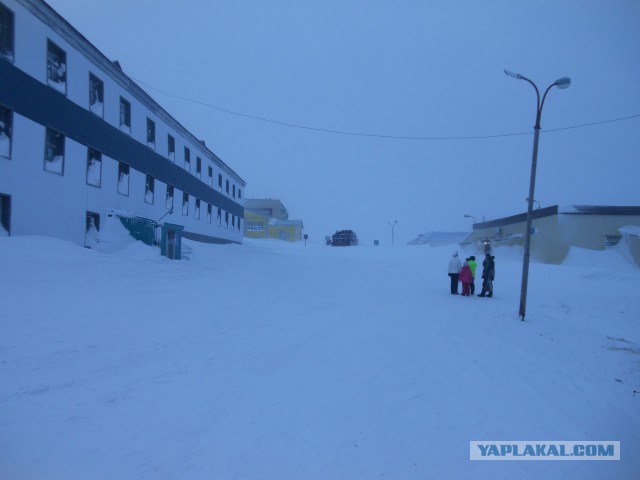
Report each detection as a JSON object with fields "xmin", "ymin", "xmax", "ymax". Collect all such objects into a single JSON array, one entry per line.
[{"xmin": 1, "ymin": 236, "xmax": 638, "ymax": 479}]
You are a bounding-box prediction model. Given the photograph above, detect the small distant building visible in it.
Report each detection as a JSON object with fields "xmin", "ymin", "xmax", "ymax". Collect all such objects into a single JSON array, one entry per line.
[
  {"xmin": 244, "ymin": 199, "xmax": 303, "ymax": 242},
  {"xmin": 462, "ymin": 205, "xmax": 640, "ymax": 266},
  {"xmin": 409, "ymin": 231, "xmax": 469, "ymax": 247}
]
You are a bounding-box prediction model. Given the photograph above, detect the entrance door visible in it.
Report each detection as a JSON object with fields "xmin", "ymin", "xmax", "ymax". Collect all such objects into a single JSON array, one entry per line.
[{"xmin": 167, "ymin": 230, "xmax": 176, "ymax": 259}]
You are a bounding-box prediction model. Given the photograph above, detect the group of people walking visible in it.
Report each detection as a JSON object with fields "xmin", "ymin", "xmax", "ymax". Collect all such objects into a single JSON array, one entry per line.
[{"xmin": 447, "ymin": 251, "xmax": 495, "ymax": 297}]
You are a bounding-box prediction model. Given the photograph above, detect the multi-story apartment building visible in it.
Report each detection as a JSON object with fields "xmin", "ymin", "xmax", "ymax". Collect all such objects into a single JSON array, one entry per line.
[{"xmin": 0, "ymin": 0, "xmax": 246, "ymax": 247}]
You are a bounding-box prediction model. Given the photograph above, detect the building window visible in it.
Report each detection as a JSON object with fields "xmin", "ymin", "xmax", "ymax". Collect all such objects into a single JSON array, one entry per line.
[
  {"xmin": 232, "ymin": 184, "xmax": 236, "ymax": 199},
  {"xmin": 232, "ymin": 215, "xmax": 236, "ymax": 230},
  {"xmin": 146, "ymin": 118, "xmax": 155, "ymax": 149},
  {"xmin": 119, "ymin": 97, "xmax": 131, "ymax": 133},
  {"xmin": 0, "ymin": 193, "xmax": 10, "ymax": 235},
  {"xmin": 184, "ymin": 147, "xmax": 190, "ymax": 172},
  {"xmin": 0, "ymin": 104, "xmax": 12, "ymax": 159},
  {"xmin": 0, "ymin": 3, "xmax": 15, "ymax": 61},
  {"xmin": 247, "ymin": 221, "xmax": 264, "ymax": 232},
  {"xmin": 225, "ymin": 211, "xmax": 229, "ymax": 229},
  {"xmin": 89, "ymin": 73, "xmax": 104, "ymax": 117},
  {"xmin": 217, "ymin": 207, "xmax": 222, "ymax": 226},
  {"xmin": 605, "ymin": 235, "xmax": 622, "ymax": 247},
  {"xmin": 238, "ymin": 188, "xmax": 242, "ymax": 199},
  {"xmin": 44, "ymin": 127, "xmax": 64, "ymax": 175},
  {"xmin": 195, "ymin": 198, "xmax": 200, "ymax": 220},
  {"xmin": 182, "ymin": 193, "xmax": 189, "ymax": 216},
  {"xmin": 207, "ymin": 204, "xmax": 212, "ymax": 224},
  {"xmin": 196, "ymin": 156, "xmax": 202, "ymax": 179},
  {"xmin": 46, "ymin": 40, "xmax": 66, "ymax": 94},
  {"xmin": 117, "ymin": 162, "xmax": 129, "ymax": 195},
  {"xmin": 145, "ymin": 174, "xmax": 155, "ymax": 204},
  {"xmin": 86, "ymin": 148, "xmax": 102, "ymax": 187},
  {"xmin": 168, "ymin": 134, "xmax": 175, "ymax": 161},
  {"xmin": 207, "ymin": 166, "xmax": 213, "ymax": 187},
  {"xmin": 218, "ymin": 173, "xmax": 222, "ymax": 190},
  {"xmin": 238, "ymin": 218, "xmax": 241, "ymax": 232},
  {"xmin": 225, "ymin": 179, "xmax": 230, "ymax": 195},
  {"xmin": 166, "ymin": 185, "xmax": 174, "ymax": 210}
]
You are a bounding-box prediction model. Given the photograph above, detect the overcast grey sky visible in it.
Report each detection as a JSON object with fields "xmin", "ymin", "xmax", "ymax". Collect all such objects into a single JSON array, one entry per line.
[{"xmin": 46, "ymin": 0, "xmax": 640, "ymax": 244}]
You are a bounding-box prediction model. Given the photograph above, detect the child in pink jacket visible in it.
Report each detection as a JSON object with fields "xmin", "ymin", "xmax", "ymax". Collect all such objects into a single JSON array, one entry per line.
[{"xmin": 459, "ymin": 260, "xmax": 474, "ymax": 296}]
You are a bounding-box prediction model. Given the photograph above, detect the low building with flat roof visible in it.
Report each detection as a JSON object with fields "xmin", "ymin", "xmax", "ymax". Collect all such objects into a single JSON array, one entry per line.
[{"xmin": 462, "ymin": 205, "xmax": 640, "ymax": 266}]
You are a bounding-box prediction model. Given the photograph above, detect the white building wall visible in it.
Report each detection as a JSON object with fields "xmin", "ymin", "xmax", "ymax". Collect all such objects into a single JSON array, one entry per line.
[{"xmin": 1, "ymin": 0, "xmax": 245, "ymax": 246}]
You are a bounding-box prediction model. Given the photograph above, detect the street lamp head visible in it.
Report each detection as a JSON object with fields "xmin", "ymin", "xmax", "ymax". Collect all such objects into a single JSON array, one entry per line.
[
  {"xmin": 504, "ymin": 69, "xmax": 524, "ymax": 80},
  {"xmin": 555, "ymin": 77, "xmax": 571, "ymax": 89}
]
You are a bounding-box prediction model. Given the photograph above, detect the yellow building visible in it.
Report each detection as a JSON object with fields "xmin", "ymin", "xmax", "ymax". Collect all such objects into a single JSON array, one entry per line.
[{"xmin": 244, "ymin": 200, "xmax": 304, "ymax": 242}]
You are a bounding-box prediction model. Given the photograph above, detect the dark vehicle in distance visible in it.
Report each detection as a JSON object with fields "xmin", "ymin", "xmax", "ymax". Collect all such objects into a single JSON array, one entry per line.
[{"xmin": 331, "ymin": 230, "xmax": 358, "ymax": 246}]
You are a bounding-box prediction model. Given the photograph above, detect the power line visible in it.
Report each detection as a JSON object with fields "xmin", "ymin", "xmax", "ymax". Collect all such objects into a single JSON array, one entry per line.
[{"xmin": 134, "ymin": 78, "xmax": 640, "ymax": 141}]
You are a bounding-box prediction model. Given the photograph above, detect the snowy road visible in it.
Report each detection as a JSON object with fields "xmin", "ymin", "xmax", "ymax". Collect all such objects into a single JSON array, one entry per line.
[{"xmin": 2, "ymin": 236, "xmax": 639, "ymax": 479}]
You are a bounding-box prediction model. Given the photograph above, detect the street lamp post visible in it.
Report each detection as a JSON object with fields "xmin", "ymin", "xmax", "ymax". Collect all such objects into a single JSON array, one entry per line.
[
  {"xmin": 464, "ymin": 214, "xmax": 476, "ymax": 224},
  {"xmin": 505, "ymin": 69, "xmax": 570, "ymax": 321},
  {"xmin": 387, "ymin": 220, "xmax": 397, "ymax": 246}
]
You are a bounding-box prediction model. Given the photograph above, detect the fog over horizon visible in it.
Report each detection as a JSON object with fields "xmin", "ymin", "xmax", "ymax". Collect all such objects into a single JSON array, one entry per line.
[{"xmin": 46, "ymin": 0, "xmax": 640, "ymax": 245}]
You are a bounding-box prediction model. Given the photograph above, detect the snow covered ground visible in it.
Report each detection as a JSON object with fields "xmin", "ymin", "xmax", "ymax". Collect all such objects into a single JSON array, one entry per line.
[{"xmin": 1, "ymin": 234, "xmax": 639, "ymax": 479}]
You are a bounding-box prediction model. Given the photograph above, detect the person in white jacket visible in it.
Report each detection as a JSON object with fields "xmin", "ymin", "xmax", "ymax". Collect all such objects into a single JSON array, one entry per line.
[{"xmin": 448, "ymin": 251, "xmax": 462, "ymax": 294}]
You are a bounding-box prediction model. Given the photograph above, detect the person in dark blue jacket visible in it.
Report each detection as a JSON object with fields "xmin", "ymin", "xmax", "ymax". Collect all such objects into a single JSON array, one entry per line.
[{"xmin": 478, "ymin": 254, "xmax": 495, "ymax": 297}]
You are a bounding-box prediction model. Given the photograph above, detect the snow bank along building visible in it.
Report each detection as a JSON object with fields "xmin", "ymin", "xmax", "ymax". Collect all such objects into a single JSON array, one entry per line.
[
  {"xmin": 0, "ymin": 0, "xmax": 246, "ymax": 251},
  {"xmin": 462, "ymin": 205, "xmax": 640, "ymax": 266},
  {"xmin": 243, "ymin": 199, "xmax": 304, "ymax": 242}
]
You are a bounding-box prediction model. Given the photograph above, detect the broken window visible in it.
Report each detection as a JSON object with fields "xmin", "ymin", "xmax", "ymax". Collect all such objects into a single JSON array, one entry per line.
[
  {"xmin": 182, "ymin": 192, "xmax": 189, "ymax": 216},
  {"xmin": 44, "ymin": 127, "xmax": 64, "ymax": 175},
  {"xmin": 145, "ymin": 174, "xmax": 155, "ymax": 204},
  {"xmin": 196, "ymin": 156, "xmax": 201, "ymax": 179},
  {"xmin": 119, "ymin": 97, "xmax": 131, "ymax": 133},
  {"xmin": 89, "ymin": 73, "xmax": 104, "ymax": 117},
  {"xmin": 85, "ymin": 211, "xmax": 100, "ymax": 248},
  {"xmin": 207, "ymin": 204, "xmax": 212, "ymax": 224},
  {"xmin": 168, "ymin": 134, "xmax": 175, "ymax": 161},
  {"xmin": 166, "ymin": 185, "xmax": 174, "ymax": 210},
  {"xmin": 0, "ymin": 104, "xmax": 12, "ymax": 159},
  {"xmin": 117, "ymin": 162, "xmax": 129, "ymax": 195},
  {"xmin": 195, "ymin": 198, "xmax": 200, "ymax": 220},
  {"xmin": 86, "ymin": 148, "xmax": 102, "ymax": 187},
  {"xmin": 147, "ymin": 118, "xmax": 155, "ymax": 149},
  {"xmin": 0, "ymin": 3, "xmax": 14, "ymax": 61},
  {"xmin": 46, "ymin": 40, "xmax": 66, "ymax": 94},
  {"xmin": 184, "ymin": 147, "xmax": 190, "ymax": 172},
  {"xmin": 0, "ymin": 193, "xmax": 10, "ymax": 236},
  {"xmin": 605, "ymin": 235, "xmax": 622, "ymax": 247}
]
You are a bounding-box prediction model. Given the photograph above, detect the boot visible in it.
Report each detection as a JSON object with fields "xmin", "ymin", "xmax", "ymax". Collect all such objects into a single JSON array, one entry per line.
[
  {"xmin": 477, "ymin": 289, "xmax": 486, "ymax": 297},
  {"xmin": 487, "ymin": 292, "xmax": 493, "ymax": 298}
]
